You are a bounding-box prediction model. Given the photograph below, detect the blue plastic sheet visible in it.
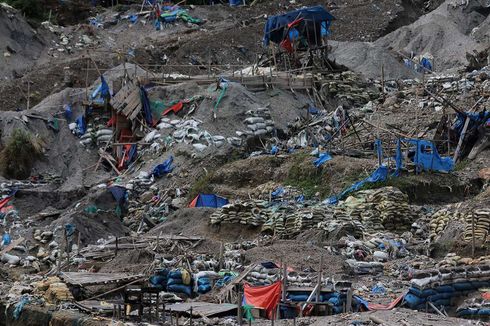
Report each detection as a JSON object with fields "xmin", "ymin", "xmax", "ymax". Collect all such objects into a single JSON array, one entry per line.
[
  {"xmin": 64, "ymin": 104, "xmax": 72, "ymax": 121},
  {"xmin": 64, "ymin": 224, "xmax": 75, "ymax": 237},
  {"xmin": 152, "ymin": 156, "xmax": 174, "ymax": 178},
  {"xmin": 313, "ymin": 152, "xmax": 332, "ymax": 167},
  {"xmin": 1, "ymin": 233, "xmax": 11, "ymax": 246},
  {"xmin": 263, "ymin": 6, "xmax": 335, "ymax": 46},
  {"xmin": 108, "ymin": 186, "xmax": 127, "ymax": 206},
  {"xmin": 271, "ymin": 146, "xmax": 279, "ymax": 155},
  {"xmin": 325, "ymin": 165, "xmax": 388, "ymax": 205},
  {"xmin": 140, "ymin": 87, "xmax": 153, "ymax": 125},
  {"xmin": 75, "ymin": 115, "xmax": 87, "ymax": 136},
  {"xmin": 397, "ymin": 138, "xmax": 454, "ymax": 173},
  {"xmin": 13, "ymin": 296, "xmax": 30, "ymax": 320},
  {"xmin": 271, "ymin": 187, "xmax": 285, "ymax": 198}
]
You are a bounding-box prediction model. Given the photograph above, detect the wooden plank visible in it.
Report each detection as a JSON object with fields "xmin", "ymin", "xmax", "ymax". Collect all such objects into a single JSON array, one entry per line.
[
  {"xmin": 0, "ymin": 237, "xmax": 24, "ymax": 256},
  {"xmin": 166, "ymin": 302, "xmax": 237, "ymax": 317},
  {"xmin": 217, "ymin": 263, "xmax": 257, "ymax": 299},
  {"xmin": 60, "ymin": 272, "xmax": 142, "ymax": 286}
]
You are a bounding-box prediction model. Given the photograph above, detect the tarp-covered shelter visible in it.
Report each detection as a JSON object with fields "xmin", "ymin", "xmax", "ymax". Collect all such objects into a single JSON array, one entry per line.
[
  {"xmin": 395, "ymin": 139, "xmax": 454, "ymax": 174},
  {"xmin": 189, "ymin": 194, "xmax": 229, "ymax": 208},
  {"xmin": 263, "ymin": 6, "xmax": 335, "ymax": 48}
]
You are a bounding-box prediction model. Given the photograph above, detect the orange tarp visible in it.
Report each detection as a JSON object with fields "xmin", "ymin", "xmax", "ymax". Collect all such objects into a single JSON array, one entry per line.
[{"xmin": 244, "ymin": 281, "xmax": 282, "ymax": 319}]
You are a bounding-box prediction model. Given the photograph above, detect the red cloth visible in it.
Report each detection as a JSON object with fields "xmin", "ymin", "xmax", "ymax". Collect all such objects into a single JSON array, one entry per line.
[
  {"xmin": 244, "ymin": 282, "xmax": 281, "ymax": 319},
  {"xmin": 280, "ymin": 38, "xmax": 294, "ymax": 53},
  {"xmin": 106, "ymin": 116, "xmax": 116, "ymax": 127},
  {"xmin": 482, "ymin": 292, "xmax": 490, "ymax": 300},
  {"xmin": 0, "ymin": 196, "xmax": 12, "ymax": 210},
  {"xmin": 287, "ymin": 18, "xmax": 304, "ymax": 28},
  {"xmin": 368, "ymin": 293, "xmax": 405, "ymax": 310},
  {"xmin": 163, "ymin": 102, "xmax": 184, "ymax": 116}
]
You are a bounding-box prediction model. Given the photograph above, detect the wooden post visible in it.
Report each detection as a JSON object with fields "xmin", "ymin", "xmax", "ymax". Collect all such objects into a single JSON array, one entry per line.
[
  {"xmin": 346, "ymin": 288, "xmax": 353, "ymax": 313},
  {"xmin": 472, "ymin": 213, "xmax": 476, "ymax": 258},
  {"xmin": 26, "ymin": 80, "xmax": 31, "ymax": 110},
  {"xmin": 315, "ymin": 255, "xmax": 323, "ymax": 314},
  {"xmin": 218, "ymin": 242, "xmax": 224, "ymax": 270},
  {"xmin": 381, "ymin": 64, "xmax": 385, "ymax": 101},
  {"xmin": 238, "ymin": 290, "xmax": 243, "ymax": 326},
  {"xmin": 189, "ymin": 307, "xmax": 193, "ymax": 326},
  {"xmin": 77, "ymin": 231, "xmax": 81, "ymax": 256},
  {"xmin": 115, "ymin": 237, "xmax": 119, "ymax": 257}
]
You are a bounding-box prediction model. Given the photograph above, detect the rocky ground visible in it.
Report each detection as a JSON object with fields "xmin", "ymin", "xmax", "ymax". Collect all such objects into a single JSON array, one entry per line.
[{"xmin": 0, "ymin": 0, "xmax": 489, "ymax": 325}]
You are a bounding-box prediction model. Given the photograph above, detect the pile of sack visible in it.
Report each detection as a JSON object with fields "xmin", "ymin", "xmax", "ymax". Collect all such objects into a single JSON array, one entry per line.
[
  {"xmin": 463, "ymin": 209, "xmax": 490, "ymax": 242},
  {"xmin": 242, "ymin": 107, "xmax": 275, "ymax": 137},
  {"xmin": 457, "ymin": 295, "xmax": 490, "ymax": 318},
  {"xmin": 429, "ymin": 207, "xmax": 465, "ymax": 241},
  {"xmin": 437, "ymin": 253, "xmax": 490, "ymax": 268},
  {"xmin": 405, "ymin": 264, "xmax": 490, "ymax": 311},
  {"xmin": 332, "ymin": 187, "xmax": 416, "ymax": 235},
  {"xmin": 78, "ymin": 126, "xmax": 112, "ymax": 146},
  {"xmin": 209, "ymin": 201, "xmax": 271, "ymax": 226},
  {"xmin": 166, "ymin": 269, "xmax": 192, "ymax": 296}
]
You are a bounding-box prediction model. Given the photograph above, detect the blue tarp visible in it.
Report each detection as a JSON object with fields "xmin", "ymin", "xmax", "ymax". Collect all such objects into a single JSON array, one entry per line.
[
  {"xmin": 325, "ymin": 165, "xmax": 389, "ymax": 205},
  {"xmin": 189, "ymin": 193, "xmax": 229, "ymax": 208},
  {"xmin": 398, "ymin": 138, "xmax": 454, "ymax": 173},
  {"xmin": 453, "ymin": 110, "xmax": 490, "ymax": 137},
  {"xmin": 313, "ymin": 152, "xmax": 332, "ymax": 167},
  {"xmin": 91, "ymin": 76, "xmax": 111, "ymax": 100},
  {"xmin": 263, "ymin": 6, "xmax": 335, "ymax": 46},
  {"xmin": 75, "ymin": 115, "xmax": 87, "ymax": 136},
  {"xmin": 108, "ymin": 186, "xmax": 128, "ymax": 206},
  {"xmin": 152, "ymin": 156, "xmax": 174, "ymax": 178},
  {"xmin": 140, "ymin": 86, "xmax": 153, "ymax": 125}
]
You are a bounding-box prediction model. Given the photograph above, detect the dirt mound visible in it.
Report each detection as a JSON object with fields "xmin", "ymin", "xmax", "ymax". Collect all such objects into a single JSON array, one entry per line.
[
  {"xmin": 98, "ymin": 249, "xmax": 154, "ymax": 274},
  {"xmin": 376, "ymin": 0, "xmax": 490, "ymax": 71},
  {"xmin": 329, "ymin": 0, "xmax": 490, "ymax": 79},
  {"xmin": 244, "ymin": 240, "xmax": 344, "ymax": 274},
  {"xmin": 149, "ymin": 208, "xmax": 262, "ymax": 243},
  {"xmin": 0, "ymin": 3, "xmax": 51, "ymax": 79}
]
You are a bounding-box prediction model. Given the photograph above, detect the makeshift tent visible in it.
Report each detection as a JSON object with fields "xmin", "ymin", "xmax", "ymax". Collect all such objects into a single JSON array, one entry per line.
[
  {"xmin": 189, "ymin": 194, "xmax": 229, "ymax": 208},
  {"xmin": 263, "ymin": 6, "xmax": 335, "ymax": 47},
  {"xmin": 396, "ymin": 139, "xmax": 454, "ymax": 174},
  {"xmin": 244, "ymin": 282, "xmax": 282, "ymax": 319}
]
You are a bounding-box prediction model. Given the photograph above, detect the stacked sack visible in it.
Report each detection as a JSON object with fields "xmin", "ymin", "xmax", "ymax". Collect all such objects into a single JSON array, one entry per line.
[
  {"xmin": 286, "ymin": 271, "xmax": 314, "ymax": 287},
  {"xmin": 167, "ymin": 269, "xmax": 192, "ymax": 296},
  {"xmin": 287, "ymin": 291, "xmax": 364, "ymax": 315},
  {"xmin": 340, "ymin": 194, "xmax": 383, "ymax": 234},
  {"xmin": 457, "ymin": 295, "xmax": 490, "ymax": 318},
  {"xmin": 429, "ymin": 207, "xmax": 465, "ymax": 241},
  {"xmin": 317, "ymin": 212, "xmax": 364, "ymax": 239},
  {"xmin": 243, "ymin": 107, "xmax": 275, "ymax": 137},
  {"xmin": 79, "ymin": 126, "xmax": 113, "ymax": 146},
  {"xmin": 196, "ymin": 277, "xmax": 212, "ymax": 294},
  {"xmin": 209, "ymin": 201, "xmax": 271, "ymax": 226},
  {"xmin": 245, "ymin": 265, "xmax": 280, "ymax": 286},
  {"xmin": 149, "ymin": 269, "xmax": 169, "ymax": 290},
  {"xmin": 437, "ymin": 253, "xmax": 490, "ymax": 268},
  {"xmin": 370, "ymin": 187, "xmax": 414, "ymax": 231},
  {"xmin": 405, "ymin": 264, "xmax": 490, "ymax": 311},
  {"xmin": 463, "ymin": 209, "xmax": 490, "ymax": 242}
]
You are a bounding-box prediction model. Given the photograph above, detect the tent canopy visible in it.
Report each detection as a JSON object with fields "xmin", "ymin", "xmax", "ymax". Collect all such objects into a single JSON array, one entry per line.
[
  {"xmin": 263, "ymin": 6, "xmax": 335, "ymax": 46},
  {"xmin": 189, "ymin": 193, "xmax": 229, "ymax": 208}
]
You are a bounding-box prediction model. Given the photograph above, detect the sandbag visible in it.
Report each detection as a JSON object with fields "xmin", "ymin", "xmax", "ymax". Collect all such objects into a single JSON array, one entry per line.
[
  {"xmin": 167, "ymin": 278, "xmax": 183, "ymax": 286},
  {"xmin": 404, "ymin": 293, "xmax": 422, "ymax": 308},
  {"xmin": 408, "ymin": 287, "xmax": 437, "ymax": 298},
  {"xmin": 168, "ymin": 284, "xmax": 192, "ymax": 296}
]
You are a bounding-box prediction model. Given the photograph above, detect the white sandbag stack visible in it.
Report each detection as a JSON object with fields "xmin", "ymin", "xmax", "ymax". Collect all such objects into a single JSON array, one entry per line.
[{"xmin": 243, "ymin": 107, "xmax": 275, "ymax": 136}]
